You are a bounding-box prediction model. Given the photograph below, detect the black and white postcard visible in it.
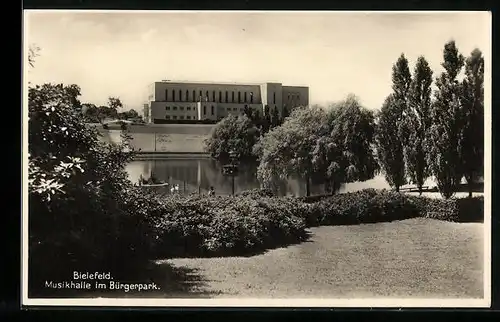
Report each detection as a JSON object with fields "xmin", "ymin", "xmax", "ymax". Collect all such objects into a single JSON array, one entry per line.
[{"xmin": 22, "ymin": 10, "xmax": 491, "ymax": 308}]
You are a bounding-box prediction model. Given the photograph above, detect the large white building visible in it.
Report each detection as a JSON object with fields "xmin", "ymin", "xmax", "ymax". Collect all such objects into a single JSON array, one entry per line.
[{"xmin": 143, "ymin": 80, "xmax": 309, "ymax": 123}]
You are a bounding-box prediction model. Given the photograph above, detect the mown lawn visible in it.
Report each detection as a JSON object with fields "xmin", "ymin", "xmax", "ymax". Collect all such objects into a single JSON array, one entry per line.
[{"xmin": 160, "ymin": 218, "xmax": 484, "ymax": 298}]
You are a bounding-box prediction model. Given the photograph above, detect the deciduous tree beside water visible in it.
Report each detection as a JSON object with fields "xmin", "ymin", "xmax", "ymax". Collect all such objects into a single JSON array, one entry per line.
[
  {"xmin": 203, "ymin": 114, "xmax": 261, "ymax": 161},
  {"xmin": 257, "ymin": 105, "xmax": 327, "ymax": 196},
  {"xmin": 257, "ymin": 96, "xmax": 378, "ymax": 196}
]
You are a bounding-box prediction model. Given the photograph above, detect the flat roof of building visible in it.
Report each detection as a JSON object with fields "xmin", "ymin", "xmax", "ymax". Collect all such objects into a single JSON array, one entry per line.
[{"xmin": 155, "ymin": 80, "xmax": 308, "ymax": 87}]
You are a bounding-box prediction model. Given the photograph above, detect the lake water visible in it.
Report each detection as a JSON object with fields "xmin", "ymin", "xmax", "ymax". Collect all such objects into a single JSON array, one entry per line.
[
  {"xmin": 125, "ymin": 158, "xmax": 431, "ymax": 196},
  {"xmin": 101, "ymin": 129, "xmax": 444, "ymax": 196}
]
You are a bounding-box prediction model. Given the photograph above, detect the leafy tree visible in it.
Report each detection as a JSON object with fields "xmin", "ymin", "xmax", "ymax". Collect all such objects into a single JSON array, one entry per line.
[
  {"xmin": 82, "ymin": 103, "xmax": 103, "ymax": 123},
  {"xmin": 243, "ymin": 104, "xmax": 253, "ymax": 120},
  {"xmin": 108, "ymin": 96, "xmax": 123, "ymax": 112},
  {"xmin": 392, "ymin": 54, "xmax": 413, "ymax": 103},
  {"xmin": 282, "ymin": 105, "xmax": 290, "ymax": 119},
  {"xmin": 204, "ymin": 114, "xmax": 261, "ymax": 161},
  {"xmin": 313, "ymin": 95, "xmax": 379, "ymax": 194},
  {"xmin": 117, "ymin": 108, "xmax": 141, "ymax": 121},
  {"xmin": 127, "ymin": 108, "xmax": 140, "ymax": 119},
  {"xmin": 28, "ymin": 83, "xmax": 157, "ymax": 285},
  {"xmin": 427, "ymin": 40, "xmax": 465, "ymax": 198},
  {"xmin": 403, "ymin": 56, "xmax": 434, "ymax": 195},
  {"xmin": 66, "ymin": 84, "xmax": 83, "ymax": 112},
  {"xmin": 460, "ymin": 48, "xmax": 484, "ymax": 197},
  {"xmin": 257, "ymin": 106, "xmax": 327, "ymax": 196},
  {"xmin": 262, "ymin": 105, "xmax": 271, "ymax": 133},
  {"xmin": 375, "ymin": 94, "xmax": 406, "ymax": 192},
  {"xmin": 270, "ymin": 106, "xmax": 281, "ymax": 128}
]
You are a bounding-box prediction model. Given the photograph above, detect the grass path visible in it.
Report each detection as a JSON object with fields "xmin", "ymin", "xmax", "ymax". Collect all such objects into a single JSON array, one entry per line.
[{"xmin": 161, "ymin": 218, "xmax": 484, "ymax": 298}]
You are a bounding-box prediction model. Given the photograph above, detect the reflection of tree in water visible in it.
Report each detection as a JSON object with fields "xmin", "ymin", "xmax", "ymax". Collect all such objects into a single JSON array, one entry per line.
[{"xmin": 130, "ymin": 158, "xmax": 333, "ymax": 196}]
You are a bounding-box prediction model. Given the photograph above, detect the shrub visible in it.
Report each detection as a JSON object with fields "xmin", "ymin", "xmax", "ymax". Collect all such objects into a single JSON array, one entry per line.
[
  {"xmin": 306, "ymin": 189, "xmax": 484, "ymax": 225},
  {"xmin": 238, "ymin": 188, "xmax": 276, "ymax": 198},
  {"xmin": 416, "ymin": 195, "xmax": 484, "ymax": 223},
  {"xmin": 152, "ymin": 194, "xmax": 308, "ymax": 257},
  {"xmin": 28, "ymin": 84, "xmax": 157, "ymax": 291},
  {"xmin": 311, "ymin": 189, "xmax": 420, "ymax": 225}
]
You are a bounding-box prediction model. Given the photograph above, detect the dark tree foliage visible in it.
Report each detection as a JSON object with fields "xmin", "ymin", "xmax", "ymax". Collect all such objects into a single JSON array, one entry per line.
[
  {"xmin": 375, "ymin": 94, "xmax": 406, "ymax": 192},
  {"xmin": 460, "ymin": 48, "xmax": 484, "ymax": 197},
  {"xmin": 204, "ymin": 114, "xmax": 261, "ymax": 162},
  {"xmin": 427, "ymin": 40, "xmax": 465, "ymax": 199},
  {"xmin": 403, "ymin": 56, "xmax": 434, "ymax": 195},
  {"xmin": 28, "ymin": 83, "xmax": 157, "ymax": 285}
]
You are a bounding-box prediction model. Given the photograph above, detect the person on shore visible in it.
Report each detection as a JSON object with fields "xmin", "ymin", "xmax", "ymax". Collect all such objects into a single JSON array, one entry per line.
[{"xmin": 208, "ymin": 186, "xmax": 215, "ymax": 197}]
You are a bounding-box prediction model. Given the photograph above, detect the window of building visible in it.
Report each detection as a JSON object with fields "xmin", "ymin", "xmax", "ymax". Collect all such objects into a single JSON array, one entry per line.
[
  {"xmin": 180, "ymin": 115, "xmax": 184, "ymax": 120},
  {"xmin": 179, "ymin": 90, "xmax": 182, "ymax": 102},
  {"xmin": 166, "ymin": 115, "xmax": 170, "ymax": 119},
  {"xmin": 244, "ymin": 92, "xmax": 247, "ymax": 102},
  {"xmin": 273, "ymin": 92, "xmax": 276, "ymax": 104},
  {"xmin": 205, "ymin": 91, "xmax": 209, "ymax": 101},
  {"xmin": 199, "ymin": 91, "xmax": 202, "ymax": 101},
  {"xmin": 173, "ymin": 106, "xmax": 178, "ymax": 110},
  {"xmin": 219, "ymin": 91, "xmax": 222, "ymax": 102},
  {"xmin": 187, "ymin": 116, "xmax": 191, "ymax": 120},
  {"xmin": 211, "ymin": 106, "xmax": 214, "ymax": 115},
  {"xmin": 172, "ymin": 90, "xmax": 176, "ymax": 102},
  {"xmin": 225, "ymin": 91, "xmax": 228, "ymax": 102},
  {"xmin": 185, "ymin": 90, "xmax": 189, "ymax": 101},
  {"xmin": 250, "ymin": 92, "xmax": 253, "ymax": 103},
  {"xmin": 232, "ymin": 92, "xmax": 235, "ymax": 102},
  {"xmin": 192, "ymin": 90, "xmax": 196, "ymax": 102},
  {"xmin": 165, "ymin": 89, "xmax": 168, "ymax": 101},
  {"xmin": 166, "ymin": 106, "xmax": 170, "ymax": 110},
  {"xmin": 180, "ymin": 106, "xmax": 184, "ymax": 111},
  {"xmin": 212, "ymin": 91, "xmax": 216, "ymax": 102},
  {"xmin": 187, "ymin": 106, "xmax": 191, "ymax": 111},
  {"xmin": 173, "ymin": 115, "xmax": 177, "ymax": 120},
  {"xmin": 203, "ymin": 106, "xmax": 206, "ymax": 114},
  {"xmin": 238, "ymin": 92, "xmax": 241, "ymax": 103}
]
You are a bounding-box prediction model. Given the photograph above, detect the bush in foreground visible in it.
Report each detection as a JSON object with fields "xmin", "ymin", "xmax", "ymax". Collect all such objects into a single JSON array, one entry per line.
[
  {"xmin": 412, "ymin": 195, "xmax": 484, "ymax": 223},
  {"xmin": 307, "ymin": 189, "xmax": 484, "ymax": 225},
  {"xmin": 28, "ymin": 84, "xmax": 161, "ymax": 291},
  {"xmin": 152, "ymin": 194, "xmax": 308, "ymax": 257},
  {"xmin": 149, "ymin": 189, "xmax": 483, "ymax": 259}
]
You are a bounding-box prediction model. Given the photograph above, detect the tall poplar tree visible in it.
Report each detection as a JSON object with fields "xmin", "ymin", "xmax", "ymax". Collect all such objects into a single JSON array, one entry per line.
[
  {"xmin": 428, "ymin": 40, "xmax": 465, "ymax": 199},
  {"xmin": 375, "ymin": 94, "xmax": 406, "ymax": 192},
  {"xmin": 460, "ymin": 48, "xmax": 484, "ymax": 197},
  {"xmin": 375, "ymin": 53, "xmax": 411, "ymax": 191},
  {"xmin": 403, "ymin": 56, "xmax": 433, "ymax": 195}
]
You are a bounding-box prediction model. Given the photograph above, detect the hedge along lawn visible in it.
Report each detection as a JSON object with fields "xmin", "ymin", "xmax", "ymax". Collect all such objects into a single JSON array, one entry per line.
[{"xmin": 161, "ymin": 217, "xmax": 483, "ymax": 298}]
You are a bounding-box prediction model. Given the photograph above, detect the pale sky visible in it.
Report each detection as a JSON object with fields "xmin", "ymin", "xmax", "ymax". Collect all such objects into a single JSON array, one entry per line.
[{"xmin": 25, "ymin": 11, "xmax": 490, "ymax": 111}]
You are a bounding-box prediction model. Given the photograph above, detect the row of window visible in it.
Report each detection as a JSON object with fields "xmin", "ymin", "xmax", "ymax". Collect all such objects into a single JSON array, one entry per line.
[
  {"xmin": 165, "ymin": 106, "xmax": 195, "ymax": 111},
  {"xmin": 166, "ymin": 115, "xmax": 195, "ymax": 120},
  {"xmin": 287, "ymin": 93, "xmax": 301, "ymax": 104},
  {"xmin": 165, "ymin": 89, "xmax": 257, "ymax": 104},
  {"xmin": 165, "ymin": 112, "xmax": 244, "ymax": 120},
  {"xmin": 164, "ymin": 106, "xmax": 243, "ymax": 113}
]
